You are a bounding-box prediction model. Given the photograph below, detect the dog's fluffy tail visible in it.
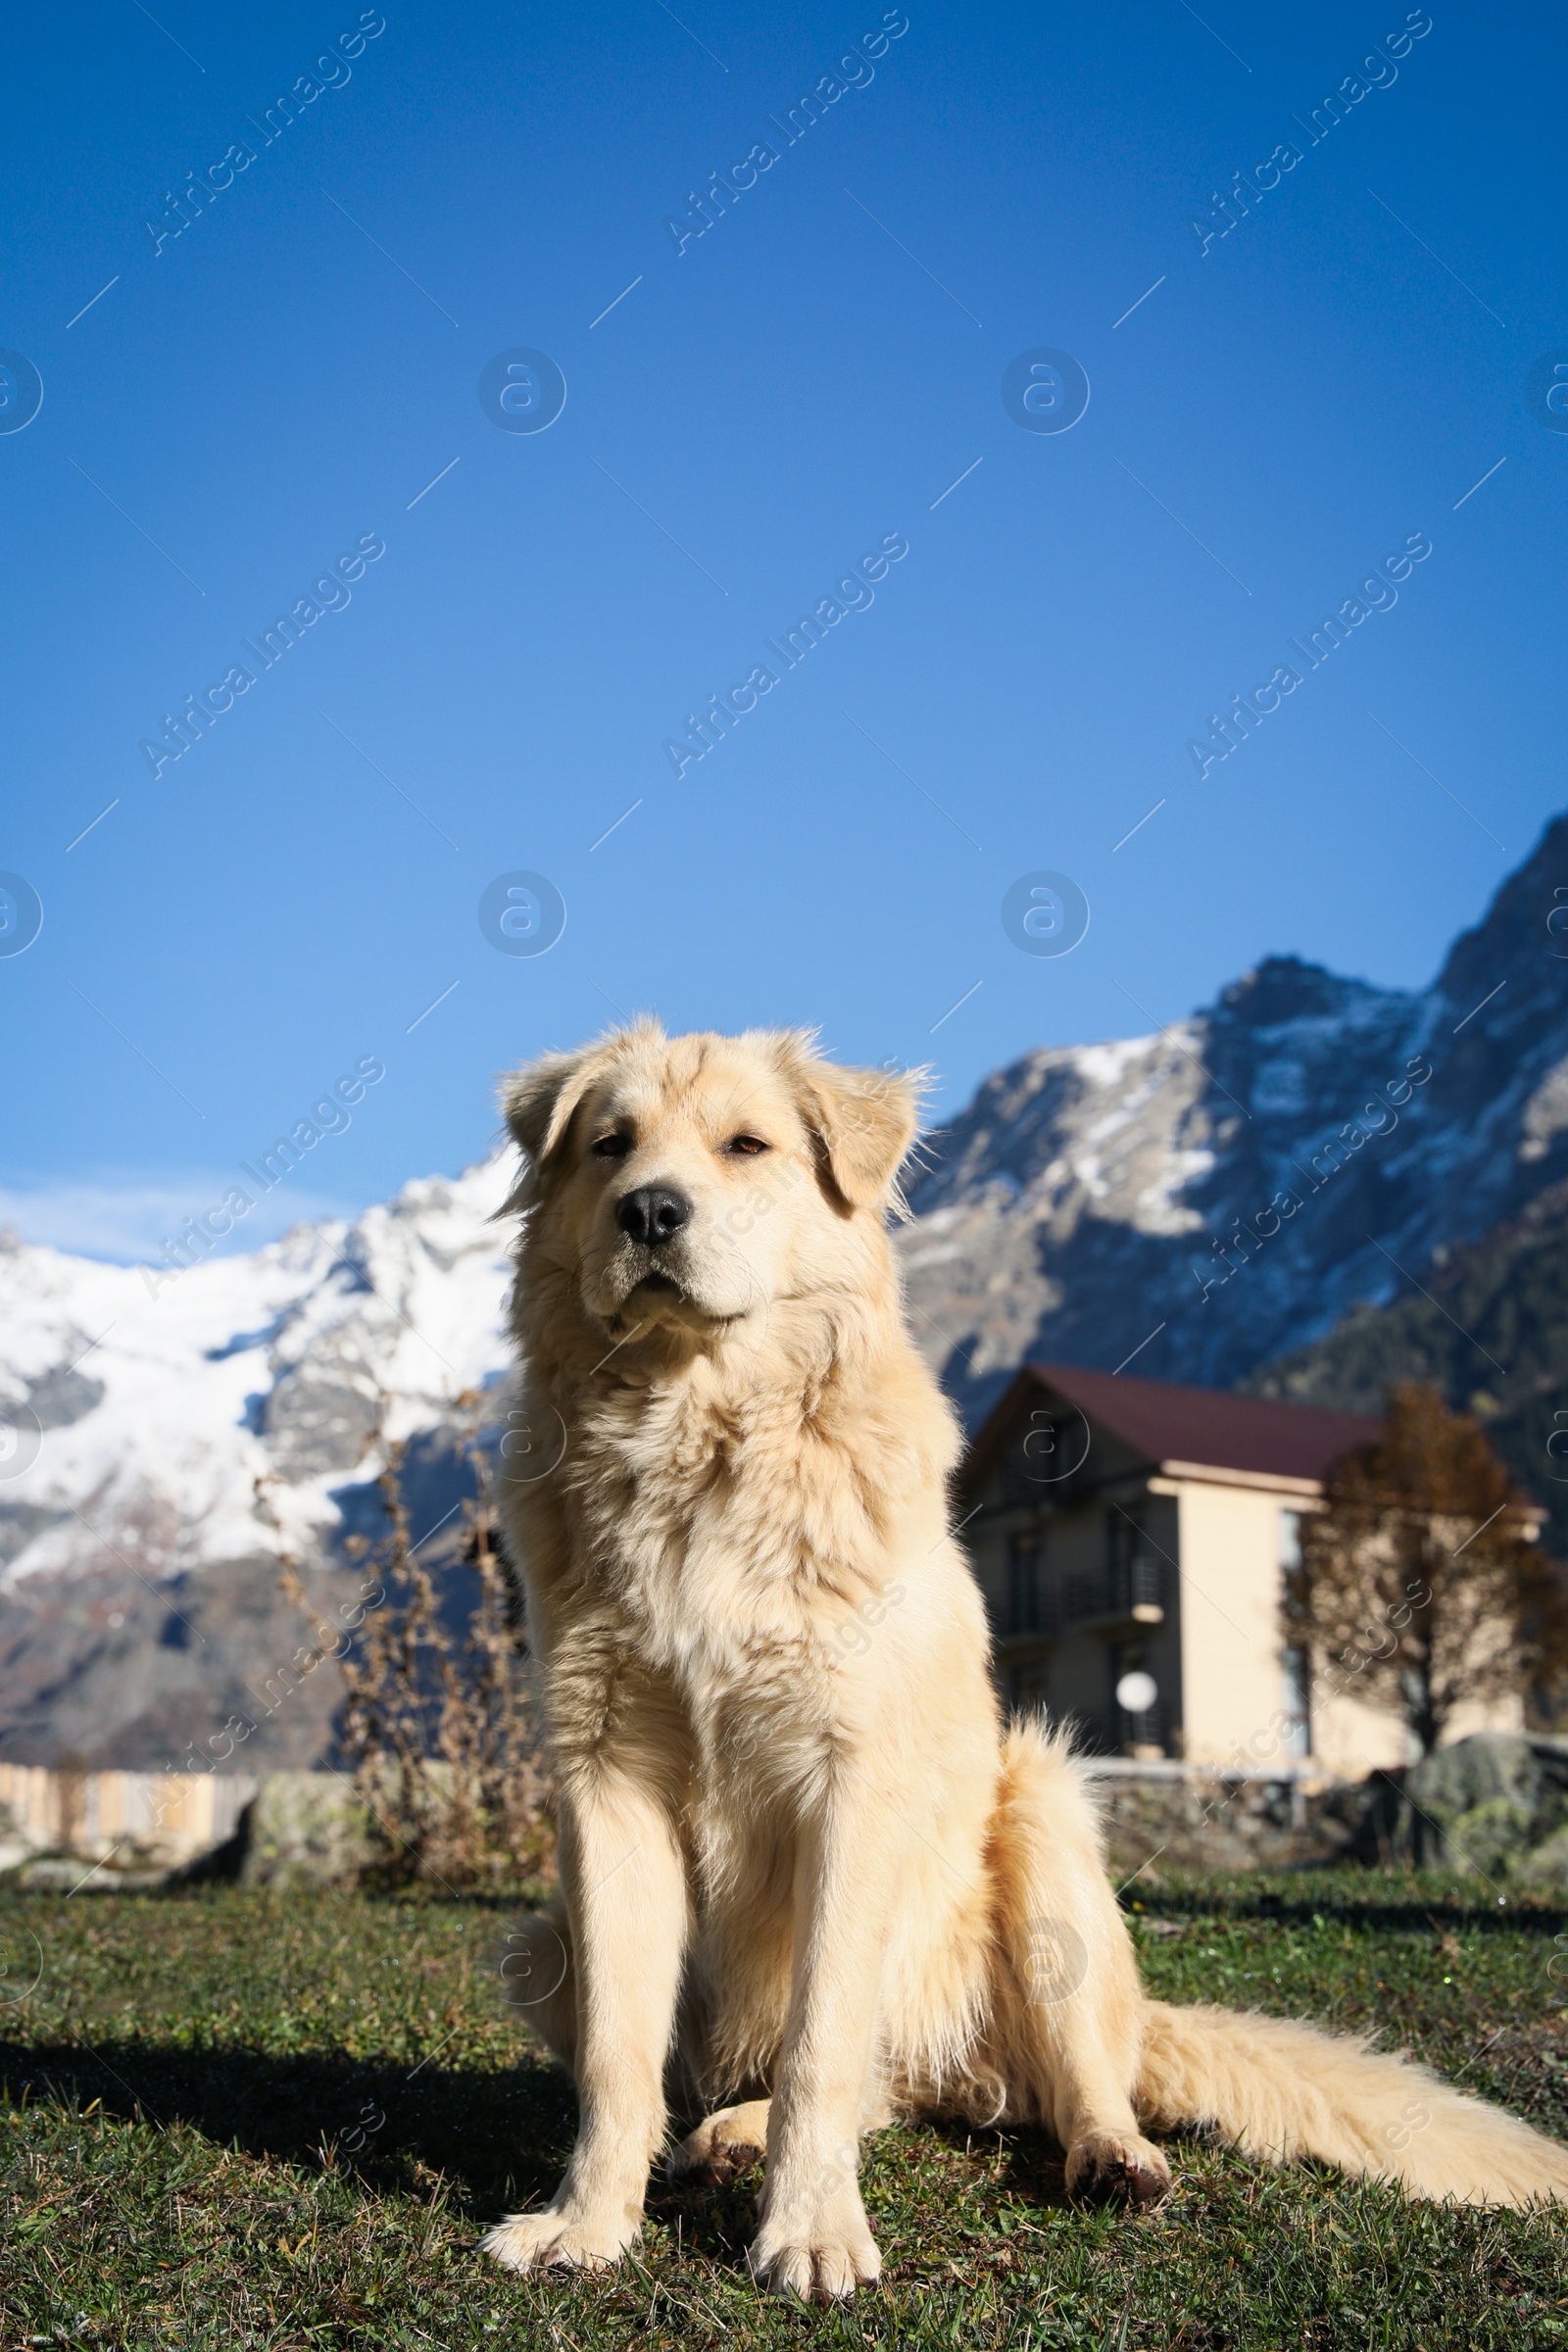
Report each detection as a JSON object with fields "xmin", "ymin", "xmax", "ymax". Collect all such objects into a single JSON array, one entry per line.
[{"xmin": 1137, "ymin": 1997, "xmax": 1568, "ymax": 2207}]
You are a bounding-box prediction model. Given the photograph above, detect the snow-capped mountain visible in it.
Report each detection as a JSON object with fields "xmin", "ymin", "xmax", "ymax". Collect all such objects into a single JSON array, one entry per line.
[
  {"xmin": 0, "ymin": 1157, "xmax": 516, "ymax": 1771},
  {"xmin": 903, "ymin": 813, "xmax": 1568, "ymax": 1417},
  {"xmin": 4, "ymin": 814, "xmax": 1567, "ymax": 1767}
]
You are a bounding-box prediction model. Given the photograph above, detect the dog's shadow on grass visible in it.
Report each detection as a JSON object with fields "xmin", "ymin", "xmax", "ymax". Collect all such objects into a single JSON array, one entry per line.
[
  {"xmin": 0, "ymin": 2034, "xmax": 579, "ymax": 2221},
  {"xmin": 0, "ymin": 2030, "xmax": 1102, "ymax": 2253},
  {"xmin": 1139, "ymin": 1887, "xmax": 1568, "ymax": 1937}
]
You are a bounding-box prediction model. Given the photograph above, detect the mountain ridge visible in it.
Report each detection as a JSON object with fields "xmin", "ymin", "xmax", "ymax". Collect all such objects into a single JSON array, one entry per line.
[
  {"xmin": 902, "ymin": 813, "xmax": 1568, "ymax": 1417},
  {"xmin": 4, "ymin": 814, "xmax": 1567, "ymax": 1766}
]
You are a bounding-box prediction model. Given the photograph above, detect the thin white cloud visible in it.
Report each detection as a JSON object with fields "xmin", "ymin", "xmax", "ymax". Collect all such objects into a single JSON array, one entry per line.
[{"xmin": 0, "ymin": 1174, "xmax": 360, "ymax": 1265}]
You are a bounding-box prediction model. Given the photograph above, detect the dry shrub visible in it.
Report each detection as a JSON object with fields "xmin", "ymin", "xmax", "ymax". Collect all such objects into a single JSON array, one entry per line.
[{"xmin": 271, "ymin": 1390, "xmax": 554, "ymax": 1890}]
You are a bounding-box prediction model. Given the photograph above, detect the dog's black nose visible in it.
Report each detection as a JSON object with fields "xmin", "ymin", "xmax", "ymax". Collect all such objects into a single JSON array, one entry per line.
[{"xmin": 617, "ymin": 1186, "xmax": 692, "ymax": 1247}]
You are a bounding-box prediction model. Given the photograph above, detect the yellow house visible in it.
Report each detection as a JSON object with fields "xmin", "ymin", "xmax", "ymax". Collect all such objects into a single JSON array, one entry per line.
[{"xmin": 956, "ymin": 1363, "xmax": 1523, "ymax": 1779}]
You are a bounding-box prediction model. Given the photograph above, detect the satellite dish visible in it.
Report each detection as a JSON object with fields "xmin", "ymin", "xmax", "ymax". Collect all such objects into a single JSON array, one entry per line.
[{"xmin": 1116, "ymin": 1670, "xmax": 1157, "ymax": 1715}]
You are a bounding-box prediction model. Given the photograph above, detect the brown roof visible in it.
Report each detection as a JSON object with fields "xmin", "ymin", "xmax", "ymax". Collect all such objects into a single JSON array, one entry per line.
[{"xmin": 966, "ymin": 1361, "xmax": 1383, "ymax": 1490}]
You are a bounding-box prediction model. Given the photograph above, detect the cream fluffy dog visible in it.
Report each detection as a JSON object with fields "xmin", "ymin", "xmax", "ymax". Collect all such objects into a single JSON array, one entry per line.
[{"xmin": 482, "ymin": 1021, "xmax": 1568, "ymax": 2299}]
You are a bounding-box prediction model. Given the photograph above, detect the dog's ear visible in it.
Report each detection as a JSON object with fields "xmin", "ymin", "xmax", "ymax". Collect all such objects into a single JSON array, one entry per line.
[
  {"xmin": 501, "ymin": 1020, "xmax": 663, "ymax": 1185},
  {"xmin": 500, "ymin": 1048, "xmax": 602, "ymax": 1174},
  {"xmin": 776, "ymin": 1037, "xmax": 924, "ymax": 1214}
]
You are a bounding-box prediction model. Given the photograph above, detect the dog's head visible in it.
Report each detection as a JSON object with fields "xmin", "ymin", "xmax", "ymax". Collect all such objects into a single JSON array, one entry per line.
[{"xmin": 501, "ymin": 1020, "xmax": 922, "ymax": 1343}]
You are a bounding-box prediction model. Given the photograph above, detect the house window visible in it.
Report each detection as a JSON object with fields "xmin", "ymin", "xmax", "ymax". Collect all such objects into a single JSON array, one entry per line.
[
  {"xmin": 1108, "ymin": 1511, "xmax": 1161, "ymax": 1613},
  {"xmin": 1280, "ymin": 1509, "xmax": 1311, "ymax": 1758},
  {"xmin": 1007, "ymin": 1532, "xmax": 1046, "ymax": 1635}
]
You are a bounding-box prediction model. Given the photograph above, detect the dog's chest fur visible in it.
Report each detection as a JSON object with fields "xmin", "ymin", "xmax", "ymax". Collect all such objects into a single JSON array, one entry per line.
[
  {"xmin": 580, "ymin": 1372, "xmax": 884, "ymax": 1651},
  {"xmin": 522, "ymin": 1358, "xmax": 909, "ymax": 1789}
]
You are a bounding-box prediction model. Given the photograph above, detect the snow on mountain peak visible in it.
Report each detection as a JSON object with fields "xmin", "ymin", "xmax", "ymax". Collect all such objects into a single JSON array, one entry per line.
[{"xmin": 0, "ymin": 1148, "xmax": 518, "ymax": 1595}]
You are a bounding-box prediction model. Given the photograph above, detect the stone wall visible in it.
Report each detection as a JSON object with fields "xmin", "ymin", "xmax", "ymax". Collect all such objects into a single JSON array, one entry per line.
[
  {"xmin": 1083, "ymin": 1760, "xmax": 1354, "ymax": 1877},
  {"xmin": 7, "ymin": 1737, "xmax": 1565, "ymax": 1891},
  {"xmin": 1086, "ymin": 1737, "xmax": 1568, "ymax": 1886}
]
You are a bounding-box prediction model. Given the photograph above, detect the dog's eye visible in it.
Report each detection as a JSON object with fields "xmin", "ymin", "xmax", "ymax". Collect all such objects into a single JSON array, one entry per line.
[
  {"xmin": 725, "ymin": 1135, "xmax": 769, "ymax": 1156},
  {"xmin": 590, "ymin": 1134, "xmax": 633, "ymax": 1158}
]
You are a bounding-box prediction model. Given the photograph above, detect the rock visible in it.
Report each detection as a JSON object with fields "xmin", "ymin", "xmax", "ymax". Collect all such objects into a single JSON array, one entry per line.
[
  {"xmin": 1443, "ymin": 1794, "xmax": 1543, "ymax": 1880},
  {"xmin": 236, "ymin": 1771, "xmax": 375, "ymax": 1889},
  {"xmin": 1344, "ymin": 1733, "xmax": 1568, "ymax": 1875},
  {"xmin": 1516, "ymin": 1826, "xmax": 1568, "ymax": 1889},
  {"xmin": 1410, "ymin": 1732, "xmax": 1549, "ymax": 1817}
]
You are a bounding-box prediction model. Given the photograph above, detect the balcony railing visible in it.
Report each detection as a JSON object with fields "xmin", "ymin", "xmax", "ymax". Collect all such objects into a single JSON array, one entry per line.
[
  {"xmin": 1003, "ymin": 1551, "xmax": 1162, "ymax": 1639},
  {"xmin": 1073, "ymin": 1699, "xmax": 1171, "ymax": 1756}
]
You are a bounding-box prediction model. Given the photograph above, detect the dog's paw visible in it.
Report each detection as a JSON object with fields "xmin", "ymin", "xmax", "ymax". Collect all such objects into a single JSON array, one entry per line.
[
  {"xmin": 667, "ymin": 2102, "xmax": 769, "ymax": 2186},
  {"xmin": 1065, "ymin": 2130, "xmax": 1172, "ymax": 2209},
  {"xmin": 480, "ymin": 2205, "xmax": 639, "ymax": 2274},
  {"xmin": 747, "ymin": 2196, "xmax": 882, "ymax": 2302}
]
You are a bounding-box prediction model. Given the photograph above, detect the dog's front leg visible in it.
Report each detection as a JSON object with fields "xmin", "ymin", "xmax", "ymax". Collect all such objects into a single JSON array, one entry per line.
[
  {"xmin": 483, "ymin": 1771, "xmax": 687, "ymax": 2275},
  {"xmin": 748, "ymin": 1776, "xmax": 898, "ymax": 2301}
]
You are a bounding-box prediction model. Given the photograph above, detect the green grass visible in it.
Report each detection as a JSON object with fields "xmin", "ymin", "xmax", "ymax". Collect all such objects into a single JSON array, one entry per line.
[{"xmin": 2, "ymin": 1873, "xmax": 1567, "ymax": 2349}]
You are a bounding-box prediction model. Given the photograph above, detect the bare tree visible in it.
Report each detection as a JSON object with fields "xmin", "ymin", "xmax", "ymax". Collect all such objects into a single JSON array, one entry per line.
[{"xmin": 1289, "ymin": 1382, "xmax": 1568, "ymax": 1758}]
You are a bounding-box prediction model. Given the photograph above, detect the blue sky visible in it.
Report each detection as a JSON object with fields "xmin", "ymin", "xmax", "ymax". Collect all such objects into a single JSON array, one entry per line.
[{"xmin": 3, "ymin": 0, "xmax": 1565, "ymax": 1259}]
